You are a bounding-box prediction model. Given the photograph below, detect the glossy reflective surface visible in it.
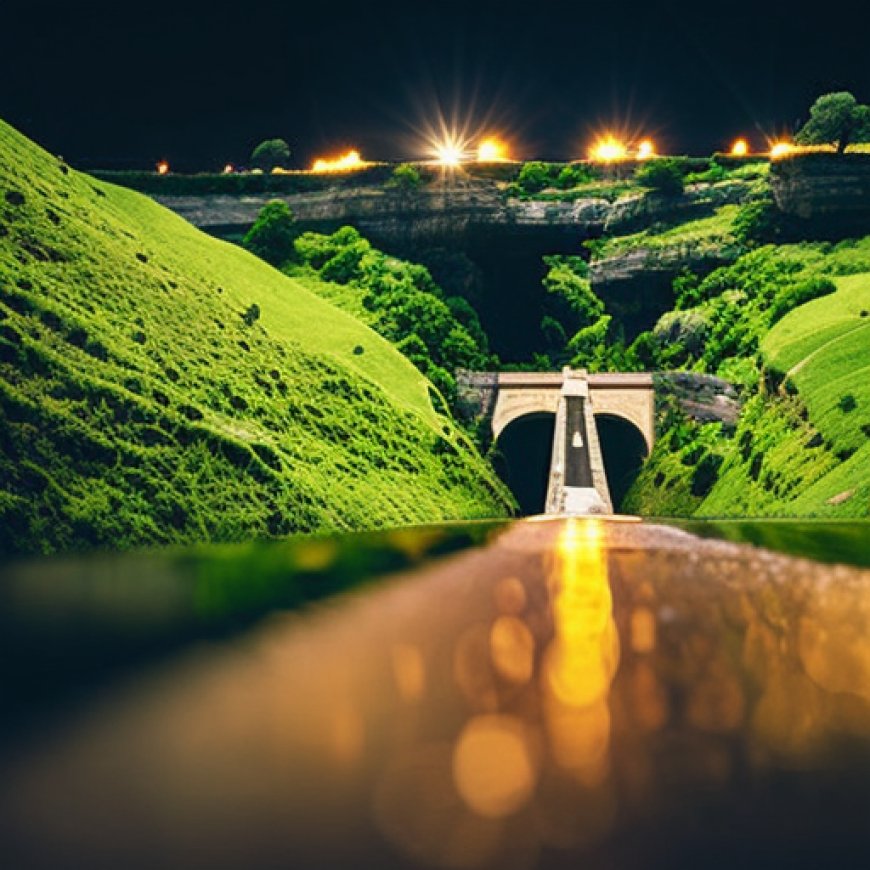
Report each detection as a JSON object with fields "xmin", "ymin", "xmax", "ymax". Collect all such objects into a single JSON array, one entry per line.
[{"xmin": 2, "ymin": 517, "xmax": 870, "ymax": 869}]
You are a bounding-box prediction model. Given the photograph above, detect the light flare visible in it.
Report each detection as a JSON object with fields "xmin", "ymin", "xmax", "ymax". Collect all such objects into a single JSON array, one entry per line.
[
  {"xmin": 434, "ymin": 139, "xmax": 465, "ymax": 167},
  {"xmin": 769, "ymin": 141, "xmax": 794, "ymax": 159},
  {"xmin": 477, "ymin": 138, "xmax": 509, "ymax": 162},
  {"xmin": 731, "ymin": 138, "xmax": 749, "ymax": 157},
  {"xmin": 311, "ymin": 149, "xmax": 367, "ymax": 173},
  {"xmin": 155, "ymin": 160, "xmax": 169, "ymax": 175},
  {"xmin": 222, "ymin": 163, "xmax": 234, "ymax": 174},
  {"xmin": 636, "ymin": 139, "xmax": 656, "ymax": 160},
  {"xmin": 589, "ymin": 136, "xmax": 628, "ymax": 163}
]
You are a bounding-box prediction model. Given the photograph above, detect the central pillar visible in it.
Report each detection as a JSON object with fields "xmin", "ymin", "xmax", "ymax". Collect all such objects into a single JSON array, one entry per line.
[{"xmin": 544, "ymin": 368, "xmax": 613, "ymax": 515}]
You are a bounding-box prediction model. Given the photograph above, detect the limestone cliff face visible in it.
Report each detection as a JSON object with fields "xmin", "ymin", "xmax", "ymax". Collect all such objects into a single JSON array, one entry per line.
[
  {"xmin": 604, "ymin": 181, "xmax": 751, "ymax": 234},
  {"xmin": 154, "ymin": 178, "xmax": 753, "ymax": 249},
  {"xmin": 771, "ymin": 154, "xmax": 870, "ymax": 224},
  {"xmin": 590, "ymin": 244, "xmax": 739, "ymax": 294},
  {"xmin": 155, "ymin": 184, "xmax": 610, "ymax": 245}
]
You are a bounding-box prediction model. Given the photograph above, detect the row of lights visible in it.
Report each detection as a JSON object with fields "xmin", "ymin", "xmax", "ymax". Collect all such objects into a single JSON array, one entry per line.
[{"xmin": 154, "ymin": 135, "xmax": 796, "ymax": 175}]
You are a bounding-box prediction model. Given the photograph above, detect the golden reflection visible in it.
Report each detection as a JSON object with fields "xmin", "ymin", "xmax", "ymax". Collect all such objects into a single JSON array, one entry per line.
[
  {"xmin": 489, "ymin": 616, "xmax": 535, "ymax": 685},
  {"xmin": 492, "ymin": 576, "xmax": 527, "ymax": 616},
  {"xmin": 452, "ymin": 715, "xmax": 538, "ymax": 818},
  {"xmin": 630, "ymin": 606, "xmax": 656, "ymax": 653},
  {"xmin": 391, "ymin": 643, "xmax": 426, "ymax": 702},
  {"xmin": 542, "ymin": 517, "xmax": 620, "ymax": 796}
]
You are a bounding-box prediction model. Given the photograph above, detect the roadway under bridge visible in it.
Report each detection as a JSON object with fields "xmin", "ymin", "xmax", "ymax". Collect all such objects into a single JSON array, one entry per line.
[{"xmin": 459, "ymin": 369, "xmax": 655, "ymax": 515}]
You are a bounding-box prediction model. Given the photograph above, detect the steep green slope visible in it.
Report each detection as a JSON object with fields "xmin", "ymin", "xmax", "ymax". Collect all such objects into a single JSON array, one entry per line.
[
  {"xmin": 625, "ymin": 240, "xmax": 870, "ymax": 518},
  {"xmin": 0, "ymin": 120, "xmax": 511, "ymax": 554}
]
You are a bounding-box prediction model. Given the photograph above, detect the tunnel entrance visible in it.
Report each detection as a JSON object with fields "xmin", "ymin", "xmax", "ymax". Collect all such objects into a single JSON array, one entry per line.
[
  {"xmin": 493, "ymin": 413, "xmax": 555, "ymax": 516},
  {"xmin": 594, "ymin": 414, "xmax": 648, "ymax": 511}
]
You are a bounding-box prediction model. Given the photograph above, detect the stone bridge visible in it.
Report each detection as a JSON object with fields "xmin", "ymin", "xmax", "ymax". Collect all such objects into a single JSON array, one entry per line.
[{"xmin": 459, "ymin": 369, "xmax": 655, "ymax": 515}]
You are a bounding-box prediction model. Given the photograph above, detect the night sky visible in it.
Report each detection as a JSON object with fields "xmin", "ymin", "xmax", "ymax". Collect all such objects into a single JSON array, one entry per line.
[{"xmin": 3, "ymin": 0, "xmax": 869, "ymax": 169}]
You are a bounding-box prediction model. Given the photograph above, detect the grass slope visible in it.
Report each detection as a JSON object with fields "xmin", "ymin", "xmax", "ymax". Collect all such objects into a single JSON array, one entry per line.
[
  {"xmin": 0, "ymin": 120, "xmax": 512, "ymax": 554},
  {"xmin": 627, "ymin": 239, "xmax": 870, "ymax": 518}
]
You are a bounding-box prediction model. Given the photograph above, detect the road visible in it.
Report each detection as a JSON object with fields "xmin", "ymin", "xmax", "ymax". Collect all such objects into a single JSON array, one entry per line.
[{"xmin": 3, "ymin": 516, "xmax": 870, "ymax": 869}]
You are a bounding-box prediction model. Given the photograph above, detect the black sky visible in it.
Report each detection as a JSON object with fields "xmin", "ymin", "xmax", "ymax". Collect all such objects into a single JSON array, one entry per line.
[{"xmin": 2, "ymin": 0, "xmax": 868, "ymax": 169}]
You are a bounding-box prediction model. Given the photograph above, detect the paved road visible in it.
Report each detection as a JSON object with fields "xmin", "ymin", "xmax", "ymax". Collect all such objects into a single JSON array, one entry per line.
[{"xmin": 3, "ymin": 517, "xmax": 870, "ymax": 869}]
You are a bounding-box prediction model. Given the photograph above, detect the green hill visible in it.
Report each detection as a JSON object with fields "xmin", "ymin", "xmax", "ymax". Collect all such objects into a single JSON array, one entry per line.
[
  {"xmin": 0, "ymin": 120, "xmax": 512, "ymax": 555},
  {"xmin": 623, "ymin": 238, "xmax": 870, "ymax": 517}
]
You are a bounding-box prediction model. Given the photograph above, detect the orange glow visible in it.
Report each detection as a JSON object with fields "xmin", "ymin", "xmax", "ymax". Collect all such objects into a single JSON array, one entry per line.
[
  {"xmin": 156, "ymin": 160, "xmax": 169, "ymax": 175},
  {"xmin": 452, "ymin": 714, "xmax": 537, "ymax": 818},
  {"xmin": 477, "ymin": 138, "xmax": 509, "ymax": 162},
  {"xmin": 731, "ymin": 138, "xmax": 749, "ymax": 157},
  {"xmin": 589, "ymin": 136, "xmax": 628, "ymax": 162},
  {"xmin": 769, "ymin": 141, "xmax": 794, "ymax": 159},
  {"xmin": 636, "ymin": 139, "xmax": 656, "ymax": 160},
  {"xmin": 311, "ymin": 149, "xmax": 367, "ymax": 173},
  {"xmin": 222, "ymin": 163, "xmax": 234, "ymax": 174}
]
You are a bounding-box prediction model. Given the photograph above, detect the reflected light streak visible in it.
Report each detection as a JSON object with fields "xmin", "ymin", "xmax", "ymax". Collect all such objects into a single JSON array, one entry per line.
[{"xmin": 543, "ymin": 518, "xmax": 620, "ymax": 783}]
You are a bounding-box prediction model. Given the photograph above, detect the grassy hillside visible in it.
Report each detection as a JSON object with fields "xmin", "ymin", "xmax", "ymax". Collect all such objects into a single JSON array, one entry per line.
[
  {"xmin": 0, "ymin": 120, "xmax": 512, "ymax": 555},
  {"xmin": 625, "ymin": 238, "xmax": 870, "ymax": 517}
]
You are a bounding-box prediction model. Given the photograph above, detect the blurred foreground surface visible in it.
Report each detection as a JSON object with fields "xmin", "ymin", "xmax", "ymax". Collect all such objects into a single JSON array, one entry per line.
[{"xmin": 2, "ymin": 517, "xmax": 870, "ymax": 869}]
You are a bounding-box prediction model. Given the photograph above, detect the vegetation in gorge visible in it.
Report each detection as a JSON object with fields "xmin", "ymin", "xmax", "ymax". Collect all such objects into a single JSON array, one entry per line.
[
  {"xmin": 0, "ymin": 119, "xmax": 512, "ymax": 555},
  {"xmin": 282, "ymin": 225, "xmax": 494, "ymax": 406}
]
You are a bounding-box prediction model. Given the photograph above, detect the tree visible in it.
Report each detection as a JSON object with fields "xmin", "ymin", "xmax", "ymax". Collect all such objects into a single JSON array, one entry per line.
[
  {"xmin": 635, "ymin": 158, "xmax": 685, "ymax": 196},
  {"xmin": 516, "ymin": 161, "xmax": 553, "ymax": 193},
  {"xmin": 242, "ymin": 200, "xmax": 297, "ymax": 266},
  {"xmin": 386, "ymin": 163, "xmax": 423, "ymax": 191},
  {"xmin": 250, "ymin": 138, "xmax": 291, "ymax": 170},
  {"xmin": 796, "ymin": 92, "xmax": 870, "ymax": 154}
]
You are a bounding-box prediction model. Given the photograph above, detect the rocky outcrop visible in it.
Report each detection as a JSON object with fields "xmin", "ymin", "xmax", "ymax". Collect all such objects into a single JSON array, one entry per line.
[
  {"xmin": 655, "ymin": 372, "xmax": 741, "ymax": 429},
  {"xmin": 771, "ymin": 154, "xmax": 870, "ymax": 227},
  {"xmin": 604, "ymin": 180, "xmax": 753, "ymax": 235},
  {"xmin": 155, "ymin": 183, "xmax": 610, "ymax": 245},
  {"xmin": 590, "ymin": 242, "xmax": 740, "ymax": 294},
  {"xmin": 154, "ymin": 178, "xmax": 754, "ymax": 249}
]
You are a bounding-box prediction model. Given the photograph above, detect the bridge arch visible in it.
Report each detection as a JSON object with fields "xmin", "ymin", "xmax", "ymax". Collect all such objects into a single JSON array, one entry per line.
[
  {"xmin": 492, "ymin": 389, "xmax": 561, "ymax": 441},
  {"xmin": 593, "ymin": 413, "xmax": 649, "ymax": 511},
  {"xmin": 493, "ymin": 410, "xmax": 557, "ymax": 515}
]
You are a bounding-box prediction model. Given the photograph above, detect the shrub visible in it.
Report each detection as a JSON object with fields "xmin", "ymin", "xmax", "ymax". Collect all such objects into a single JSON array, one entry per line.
[
  {"xmin": 386, "ymin": 163, "xmax": 423, "ymax": 191},
  {"xmin": 250, "ymin": 138, "xmax": 291, "ymax": 170},
  {"xmin": 242, "ymin": 200, "xmax": 297, "ymax": 266},
  {"xmin": 838, "ymin": 394, "xmax": 857, "ymax": 412},
  {"xmin": 556, "ymin": 164, "xmax": 592, "ymax": 189},
  {"xmin": 635, "ymin": 158, "xmax": 685, "ymax": 196},
  {"xmin": 733, "ymin": 197, "xmax": 781, "ymax": 244},
  {"xmin": 516, "ymin": 161, "xmax": 552, "ymax": 194}
]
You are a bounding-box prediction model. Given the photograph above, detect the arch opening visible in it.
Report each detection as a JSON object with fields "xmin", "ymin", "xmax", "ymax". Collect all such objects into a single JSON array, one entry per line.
[
  {"xmin": 493, "ymin": 412, "xmax": 555, "ymax": 516},
  {"xmin": 594, "ymin": 414, "xmax": 648, "ymax": 512}
]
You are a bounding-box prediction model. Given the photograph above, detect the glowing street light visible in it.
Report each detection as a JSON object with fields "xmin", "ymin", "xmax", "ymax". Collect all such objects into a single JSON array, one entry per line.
[
  {"xmin": 477, "ymin": 138, "xmax": 509, "ymax": 162},
  {"xmin": 435, "ymin": 139, "xmax": 464, "ymax": 167},
  {"xmin": 156, "ymin": 160, "xmax": 169, "ymax": 175},
  {"xmin": 636, "ymin": 139, "xmax": 656, "ymax": 159},
  {"xmin": 311, "ymin": 150, "xmax": 367, "ymax": 173},
  {"xmin": 769, "ymin": 141, "xmax": 794, "ymax": 159},
  {"xmin": 589, "ymin": 136, "xmax": 628, "ymax": 162},
  {"xmin": 222, "ymin": 163, "xmax": 234, "ymax": 174},
  {"xmin": 730, "ymin": 138, "xmax": 749, "ymax": 157}
]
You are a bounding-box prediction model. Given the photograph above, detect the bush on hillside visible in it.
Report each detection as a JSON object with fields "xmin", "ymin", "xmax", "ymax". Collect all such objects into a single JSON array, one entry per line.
[
  {"xmin": 242, "ymin": 200, "xmax": 298, "ymax": 266},
  {"xmin": 769, "ymin": 277, "xmax": 836, "ymax": 324},
  {"xmin": 635, "ymin": 158, "xmax": 685, "ymax": 196},
  {"xmin": 250, "ymin": 138, "xmax": 291, "ymax": 170},
  {"xmin": 516, "ymin": 161, "xmax": 553, "ymax": 193},
  {"xmin": 386, "ymin": 163, "xmax": 423, "ymax": 191},
  {"xmin": 290, "ymin": 227, "xmax": 492, "ymax": 409}
]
